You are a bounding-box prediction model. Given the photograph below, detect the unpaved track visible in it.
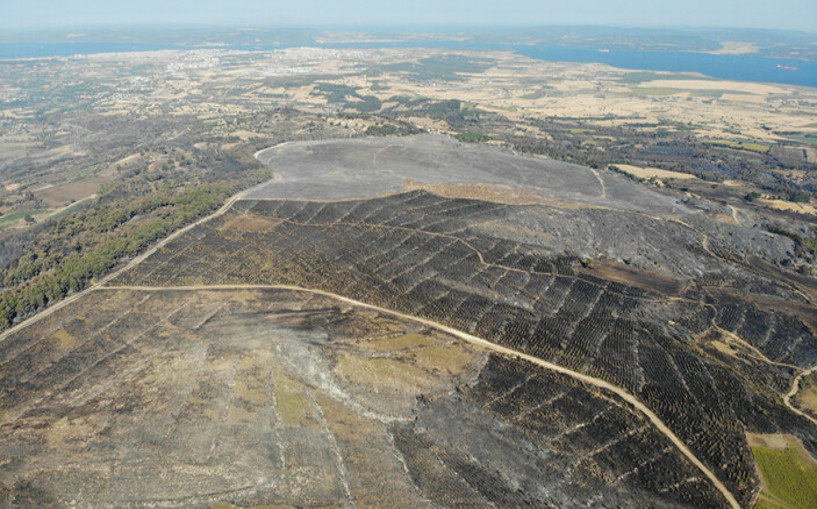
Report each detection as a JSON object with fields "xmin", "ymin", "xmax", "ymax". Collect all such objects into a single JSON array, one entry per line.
[
  {"xmin": 101, "ymin": 283, "xmax": 741, "ymax": 509},
  {"xmin": 784, "ymin": 365, "xmax": 817, "ymax": 428},
  {"xmin": 0, "ymin": 176, "xmax": 275, "ymax": 345},
  {"xmin": 588, "ymin": 167, "xmax": 607, "ymax": 199}
]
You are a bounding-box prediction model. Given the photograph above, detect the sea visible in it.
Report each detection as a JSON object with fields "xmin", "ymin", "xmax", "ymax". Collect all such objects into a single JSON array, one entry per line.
[
  {"xmin": 1, "ymin": 41, "xmax": 815, "ymax": 88},
  {"xmin": 514, "ymin": 46, "xmax": 817, "ymax": 88}
]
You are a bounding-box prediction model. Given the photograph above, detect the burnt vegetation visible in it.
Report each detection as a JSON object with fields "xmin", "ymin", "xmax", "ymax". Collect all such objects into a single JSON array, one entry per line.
[
  {"xmin": 395, "ymin": 355, "xmax": 728, "ymax": 507},
  {"xmin": 117, "ymin": 190, "xmax": 817, "ymax": 506},
  {"xmin": 2, "ymin": 46, "xmax": 817, "ymax": 507},
  {"xmin": 0, "ymin": 286, "xmax": 729, "ymax": 507}
]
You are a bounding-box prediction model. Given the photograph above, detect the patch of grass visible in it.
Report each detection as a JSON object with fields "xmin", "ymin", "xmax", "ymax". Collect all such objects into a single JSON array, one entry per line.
[
  {"xmin": 754, "ymin": 493, "xmax": 791, "ymax": 509},
  {"xmin": 407, "ymin": 98, "xmax": 464, "ymax": 119},
  {"xmin": 0, "ymin": 209, "xmax": 50, "ymax": 229},
  {"xmin": 57, "ymin": 196, "xmax": 95, "ymax": 215},
  {"xmin": 234, "ymin": 378, "xmax": 267, "ymax": 405},
  {"xmin": 783, "ymin": 134, "xmax": 817, "ymax": 146},
  {"xmin": 794, "ymin": 372, "xmax": 817, "ymax": 418},
  {"xmin": 482, "ymin": 103, "xmax": 517, "ymax": 112},
  {"xmin": 368, "ymin": 333, "xmax": 437, "ymax": 352},
  {"xmin": 49, "ymin": 327, "xmax": 77, "ymax": 351},
  {"xmin": 369, "ymin": 81, "xmax": 390, "ymax": 91},
  {"xmin": 271, "ymin": 73, "xmax": 339, "ymax": 88},
  {"xmin": 630, "ymin": 87, "xmax": 687, "ymax": 96},
  {"xmin": 521, "ymin": 86, "xmax": 554, "ymax": 100},
  {"xmin": 456, "ymin": 132, "xmax": 490, "ymax": 143},
  {"xmin": 70, "ymin": 163, "xmax": 101, "ymax": 180},
  {"xmin": 313, "ymin": 82, "xmax": 381, "ymax": 112},
  {"xmin": 688, "ymin": 90, "xmax": 731, "ymax": 98},
  {"xmin": 334, "ymin": 352, "xmax": 434, "ymax": 392},
  {"xmin": 709, "ymin": 140, "xmax": 770, "ymax": 153},
  {"xmin": 378, "ymin": 55, "xmax": 494, "ymax": 82},
  {"xmin": 629, "ymin": 88, "xmax": 745, "ymax": 99},
  {"xmin": 411, "ymin": 345, "xmax": 476, "ymax": 374},
  {"xmin": 751, "ymin": 438, "xmax": 817, "ymax": 509},
  {"xmin": 619, "ymin": 72, "xmax": 715, "ymax": 84},
  {"xmin": 273, "ymin": 374, "xmax": 317, "ymax": 428}
]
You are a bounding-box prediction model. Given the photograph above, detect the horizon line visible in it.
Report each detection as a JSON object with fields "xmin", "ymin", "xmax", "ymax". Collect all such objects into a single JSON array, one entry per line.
[{"xmin": 2, "ymin": 23, "xmax": 816, "ymax": 35}]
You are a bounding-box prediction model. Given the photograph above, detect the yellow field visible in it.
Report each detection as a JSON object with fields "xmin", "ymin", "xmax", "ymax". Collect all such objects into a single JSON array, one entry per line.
[
  {"xmin": 747, "ymin": 433, "xmax": 817, "ymax": 509},
  {"xmin": 759, "ymin": 199, "xmax": 817, "ymax": 216},
  {"xmin": 611, "ymin": 164, "xmax": 698, "ymax": 181}
]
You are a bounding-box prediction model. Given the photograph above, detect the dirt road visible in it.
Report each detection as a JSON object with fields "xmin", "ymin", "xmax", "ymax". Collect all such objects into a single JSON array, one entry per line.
[{"xmin": 100, "ymin": 283, "xmax": 741, "ymax": 509}]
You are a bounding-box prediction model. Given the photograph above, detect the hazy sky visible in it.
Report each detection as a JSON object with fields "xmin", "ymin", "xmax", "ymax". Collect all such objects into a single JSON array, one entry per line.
[{"xmin": 3, "ymin": 0, "xmax": 817, "ymax": 31}]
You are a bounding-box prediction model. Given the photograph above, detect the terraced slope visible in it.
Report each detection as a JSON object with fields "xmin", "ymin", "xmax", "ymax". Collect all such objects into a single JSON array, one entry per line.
[
  {"xmin": 114, "ymin": 190, "xmax": 817, "ymax": 506},
  {"xmin": 0, "ymin": 287, "xmax": 726, "ymax": 506}
]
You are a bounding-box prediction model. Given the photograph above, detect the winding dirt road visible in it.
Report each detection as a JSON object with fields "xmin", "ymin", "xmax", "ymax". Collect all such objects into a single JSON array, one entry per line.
[{"xmin": 785, "ymin": 366, "xmax": 817, "ymax": 428}]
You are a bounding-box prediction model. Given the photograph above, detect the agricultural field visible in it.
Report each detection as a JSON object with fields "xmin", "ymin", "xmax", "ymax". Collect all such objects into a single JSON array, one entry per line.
[
  {"xmin": 747, "ymin": 433, "xmax": 817, "ymax": 509},
  {"xmin": 609, "ymin": 163, "xmax": 699, "ymax": 183}
]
